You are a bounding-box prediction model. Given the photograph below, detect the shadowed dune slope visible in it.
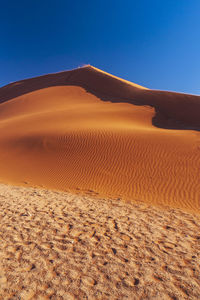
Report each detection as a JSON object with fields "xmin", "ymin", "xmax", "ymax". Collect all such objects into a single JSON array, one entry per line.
[{"xmin": 0, "ymin": 66, "xmax": 200, "ymax": 211}]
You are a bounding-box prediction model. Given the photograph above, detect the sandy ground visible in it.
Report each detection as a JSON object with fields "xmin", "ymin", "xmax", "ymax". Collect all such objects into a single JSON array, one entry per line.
[
  {"xmin": 0, "ymin": 66, "xmax": 200, "ymax": 211},
  {"xmin": 0, "ymin": 183, "xmax": 200, "ymax": 299}
]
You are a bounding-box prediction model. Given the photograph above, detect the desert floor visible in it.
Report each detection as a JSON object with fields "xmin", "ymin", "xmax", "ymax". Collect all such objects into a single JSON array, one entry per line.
[{"xmin": 0, "ymin": 183, "xmax": 200, "ymax": 299}]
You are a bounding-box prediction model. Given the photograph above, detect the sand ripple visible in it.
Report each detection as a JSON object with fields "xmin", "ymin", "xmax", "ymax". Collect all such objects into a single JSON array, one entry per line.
[
  {"xmin": 0, "ymin": 85, "xmax": 199, "ymax": 211},
  {"xmin": 0, "ymin": 184, "xmax": 200, "ymax": 299}
]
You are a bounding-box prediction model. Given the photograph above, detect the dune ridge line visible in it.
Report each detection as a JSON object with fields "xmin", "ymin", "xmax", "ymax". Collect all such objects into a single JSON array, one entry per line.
[{"xmin": 0, "ymin": 66, "xmax": 199, "ymax": 211}]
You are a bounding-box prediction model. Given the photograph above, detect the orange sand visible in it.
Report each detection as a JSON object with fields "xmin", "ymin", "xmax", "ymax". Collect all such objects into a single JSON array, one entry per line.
[
  {"xmin": 0, "ymin": 66, "xmax": 199, "ymax": 211},
  {"xmin": 0, "ymin": 183, "xmax": 200, "ymax": 299}
]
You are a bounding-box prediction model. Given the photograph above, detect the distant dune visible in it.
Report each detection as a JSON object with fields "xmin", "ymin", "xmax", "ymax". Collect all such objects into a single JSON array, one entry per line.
[{"xmin": 0, "ymin": 65, "xmax": 199, "ymax": 211}]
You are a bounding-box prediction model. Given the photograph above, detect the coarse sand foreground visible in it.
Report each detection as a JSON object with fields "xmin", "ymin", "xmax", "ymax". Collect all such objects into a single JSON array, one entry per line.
[{"xmin": 0, "ymin": 183, "xmax": 200, "ymax": 299}]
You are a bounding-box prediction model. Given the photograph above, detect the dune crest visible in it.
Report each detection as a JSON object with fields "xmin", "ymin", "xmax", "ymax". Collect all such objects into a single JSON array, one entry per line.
[{"xmin": 0, "ymin": 66, "xmax": 200, "ymax": 211}]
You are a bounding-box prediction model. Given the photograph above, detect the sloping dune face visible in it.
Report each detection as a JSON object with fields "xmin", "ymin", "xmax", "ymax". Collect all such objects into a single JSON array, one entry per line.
[{"xmin": 0, "ymin": 66, "xmax": 200, "ymax": 211}]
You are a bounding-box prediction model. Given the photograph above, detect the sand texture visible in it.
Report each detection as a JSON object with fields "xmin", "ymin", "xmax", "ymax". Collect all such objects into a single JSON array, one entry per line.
[
  {"xmin": 0, "ymin": 183, "xmax": 200, "ymax": 299},
  {"xmin": 0, "ymin": 65, "xmax": 200, "ymax": 211}
]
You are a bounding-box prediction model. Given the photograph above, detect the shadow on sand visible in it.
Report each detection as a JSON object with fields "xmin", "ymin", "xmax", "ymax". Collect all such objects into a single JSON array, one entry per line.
[{"xmin": 0, "ymin": 66, "xmax": 200, "ymax": 131}]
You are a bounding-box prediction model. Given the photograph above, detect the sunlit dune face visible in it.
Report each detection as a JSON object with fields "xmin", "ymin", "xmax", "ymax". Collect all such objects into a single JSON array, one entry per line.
[
  {"xmin": 0, "ymin": 67, "xmax": 200, "ymax": 212},
  {"xmin": 88, "ymin": 65, "xmax": 148, "ymax": 90}
]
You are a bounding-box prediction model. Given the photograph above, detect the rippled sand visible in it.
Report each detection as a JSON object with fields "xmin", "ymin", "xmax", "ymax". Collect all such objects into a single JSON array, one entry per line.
[
  {"xmin": 0, "ymin": 183, "xmax": 200, "ymax": 299},
  {"xmin": 0, "ymin": 66, "xmax": 200, "ymax": 211}
]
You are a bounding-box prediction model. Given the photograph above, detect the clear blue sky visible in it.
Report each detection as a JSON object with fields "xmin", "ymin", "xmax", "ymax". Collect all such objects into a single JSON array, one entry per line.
[{"xmin": 1, "ymin": 0, "xmax": 200, "ymax": 94}]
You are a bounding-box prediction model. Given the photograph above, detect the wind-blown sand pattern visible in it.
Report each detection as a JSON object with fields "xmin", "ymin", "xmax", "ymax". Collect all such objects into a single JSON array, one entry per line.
[
  {"xmin": 0, "ymin": 65, "xmax": 200, "ymax": 211},
  {"xmin": 0, "ymin": 183, "xmax": 200, "ymax": 299},
  {"xmin": 0, "ymin": 66, "xmax": 200, "ymax": 298}
]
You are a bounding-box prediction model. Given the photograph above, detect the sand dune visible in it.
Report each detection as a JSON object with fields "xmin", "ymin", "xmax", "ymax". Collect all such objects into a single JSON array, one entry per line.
[{"xmin": 0, "ymin": 66, "xmax": 200, "ymax": 211}]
